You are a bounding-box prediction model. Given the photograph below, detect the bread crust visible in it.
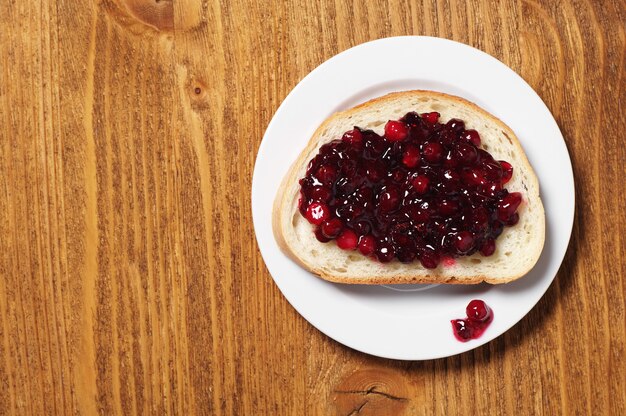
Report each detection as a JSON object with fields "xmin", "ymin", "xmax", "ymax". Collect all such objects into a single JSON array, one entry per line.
[{"xmin": 273, "ymin": 90, "xmax": 545, "ymax": 284}]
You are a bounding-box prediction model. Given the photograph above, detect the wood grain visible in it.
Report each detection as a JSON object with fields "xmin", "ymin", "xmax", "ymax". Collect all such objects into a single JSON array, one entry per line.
[{"xmin": 0, "ymin": 0, "xmax": 624, "ymax": 414}]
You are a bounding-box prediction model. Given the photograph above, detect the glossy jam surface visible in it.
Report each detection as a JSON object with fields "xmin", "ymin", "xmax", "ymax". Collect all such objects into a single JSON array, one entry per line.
[
  {"xmin": 298, "ymin": 111, "xmax": 522, "ymax": 267},
  {"xmin": 451, "ymin": 299, "xmax": 494, "ymax": 342}
]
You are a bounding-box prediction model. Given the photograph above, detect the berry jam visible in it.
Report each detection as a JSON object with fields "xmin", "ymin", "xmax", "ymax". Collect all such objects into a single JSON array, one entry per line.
[
  {"xmin": 451, "ymin": 299, "xmax": 493, "ymax": 342},
  {"xmin": 298, "ymin": 111, "xmax": 522, "ymax": 267}
]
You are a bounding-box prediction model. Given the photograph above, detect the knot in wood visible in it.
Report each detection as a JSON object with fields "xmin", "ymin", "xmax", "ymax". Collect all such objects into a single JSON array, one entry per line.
[
  {"xmin": 111, "ymin": 0, "xmax": 174, "ymax": 33},
  {"xmin": 332, "ymin": 368, "xmax": 409, "ymax": 416}
]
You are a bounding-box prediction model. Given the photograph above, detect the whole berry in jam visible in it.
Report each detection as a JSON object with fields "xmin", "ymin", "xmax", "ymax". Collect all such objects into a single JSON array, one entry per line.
[
  {"xmin": 320, "ymin": 218, "xmax": 343, "ymax": 238},
  {"xmin": 315, "ymin": 165, "xmax": 337, "ymax": 184},
  {"xmin": 422, "ymin": 142, "xmax": 444, "ymax": 164},
  {"xmin": 310, "ymin": 185, "xmax": 331, "ymax": 202},
  {"xmin": 411, "ymin": 175, "xmax": 430, "ymax": 194},
  {"xmin": 451, "ymin": 319, "xmax": 473, "ymax": 341},
  {"xmin": 298, "ymin": 112, "xmax": 522, "ymax": 267},
  {"xmin": 461, "ymin": 129, "xmax": 481, "ymax": 146},
  {"xmin": 305, "ymin": 202, "xmax": 329, "ymax": 225},
  {"xmin": 420, "ymin": 249, "xmax": 440, "ymax": 269},
  {"xmin": 336, "ymin": 229, "xmax": 358, "ymax": 250},
  {"xmin": 453, "ymin": 231, "xmax": 475, "ymax": 254},
  {"xmin": 402, "ymin": 145, "xmax": 421, "ymax": 168},
  {"xmin": 342, "ymin": 128, "xmax": 363, "ymax": 145},
  {"xmin": 497, "ymin": 192, "xmax": 522, "ymax": 222},
  {"xmin": 378, "ymin": 186, "xmax": 401, "ymax": 213},
  {"xmin": 499, "ymin": 160, "xmax": 513, "ymax": 184},
  {"xmin": 375, "ymin": 241, "xmax": 395, "ymax": 263},
  {"xmin": 422, "ymin": 111, "xmax": 440, "ymax": 124},
  {"xmin": 479, "ymin": 239, "xmax": 496, "ymax": 256},
  {"xmin": 358, "ymin": 235, "xmax": 376, "ymax": 256},
  {"xmin": 314, "ymin": 227, "xmax": 331, "ymax": 243},
  {"xmin": 384, "ymin": 120, "xmax": 408, "ymax": 141},
  {"xmin": 466, "ymin": 299, "xmax": 491, "ymax": 323}
]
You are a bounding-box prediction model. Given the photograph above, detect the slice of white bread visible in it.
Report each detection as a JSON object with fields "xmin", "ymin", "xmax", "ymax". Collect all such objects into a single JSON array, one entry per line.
[{"xmin": 273, "ymin": 90, "xmax": 545, "ymax": 284}]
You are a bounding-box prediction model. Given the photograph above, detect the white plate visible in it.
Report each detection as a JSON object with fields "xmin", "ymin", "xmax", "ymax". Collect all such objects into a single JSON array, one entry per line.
[{"xmin": 252, "ymin": 36, "xmax": 574, "ymax": 360}]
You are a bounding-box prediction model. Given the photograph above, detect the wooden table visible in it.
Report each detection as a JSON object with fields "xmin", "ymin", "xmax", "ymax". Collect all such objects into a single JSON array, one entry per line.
[{"xmin": 1, "ymin": 0, "xmax": 624, "ymax": 414}]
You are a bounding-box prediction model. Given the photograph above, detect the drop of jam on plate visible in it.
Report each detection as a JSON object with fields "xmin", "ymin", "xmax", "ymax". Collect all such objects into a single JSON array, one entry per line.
[
  {"xmin": 451, "ymin": 299, "xmax": 493, "ymax": 342},
  {"xmin": 298, "ymin": 112, "xmax": 522, "ymax": 267}
]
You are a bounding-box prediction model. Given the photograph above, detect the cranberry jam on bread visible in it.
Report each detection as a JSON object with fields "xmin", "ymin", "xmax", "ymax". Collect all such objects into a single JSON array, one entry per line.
[{"xmin": 273, "ymin": 91, "xmax": 545, "ymax": 284}]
